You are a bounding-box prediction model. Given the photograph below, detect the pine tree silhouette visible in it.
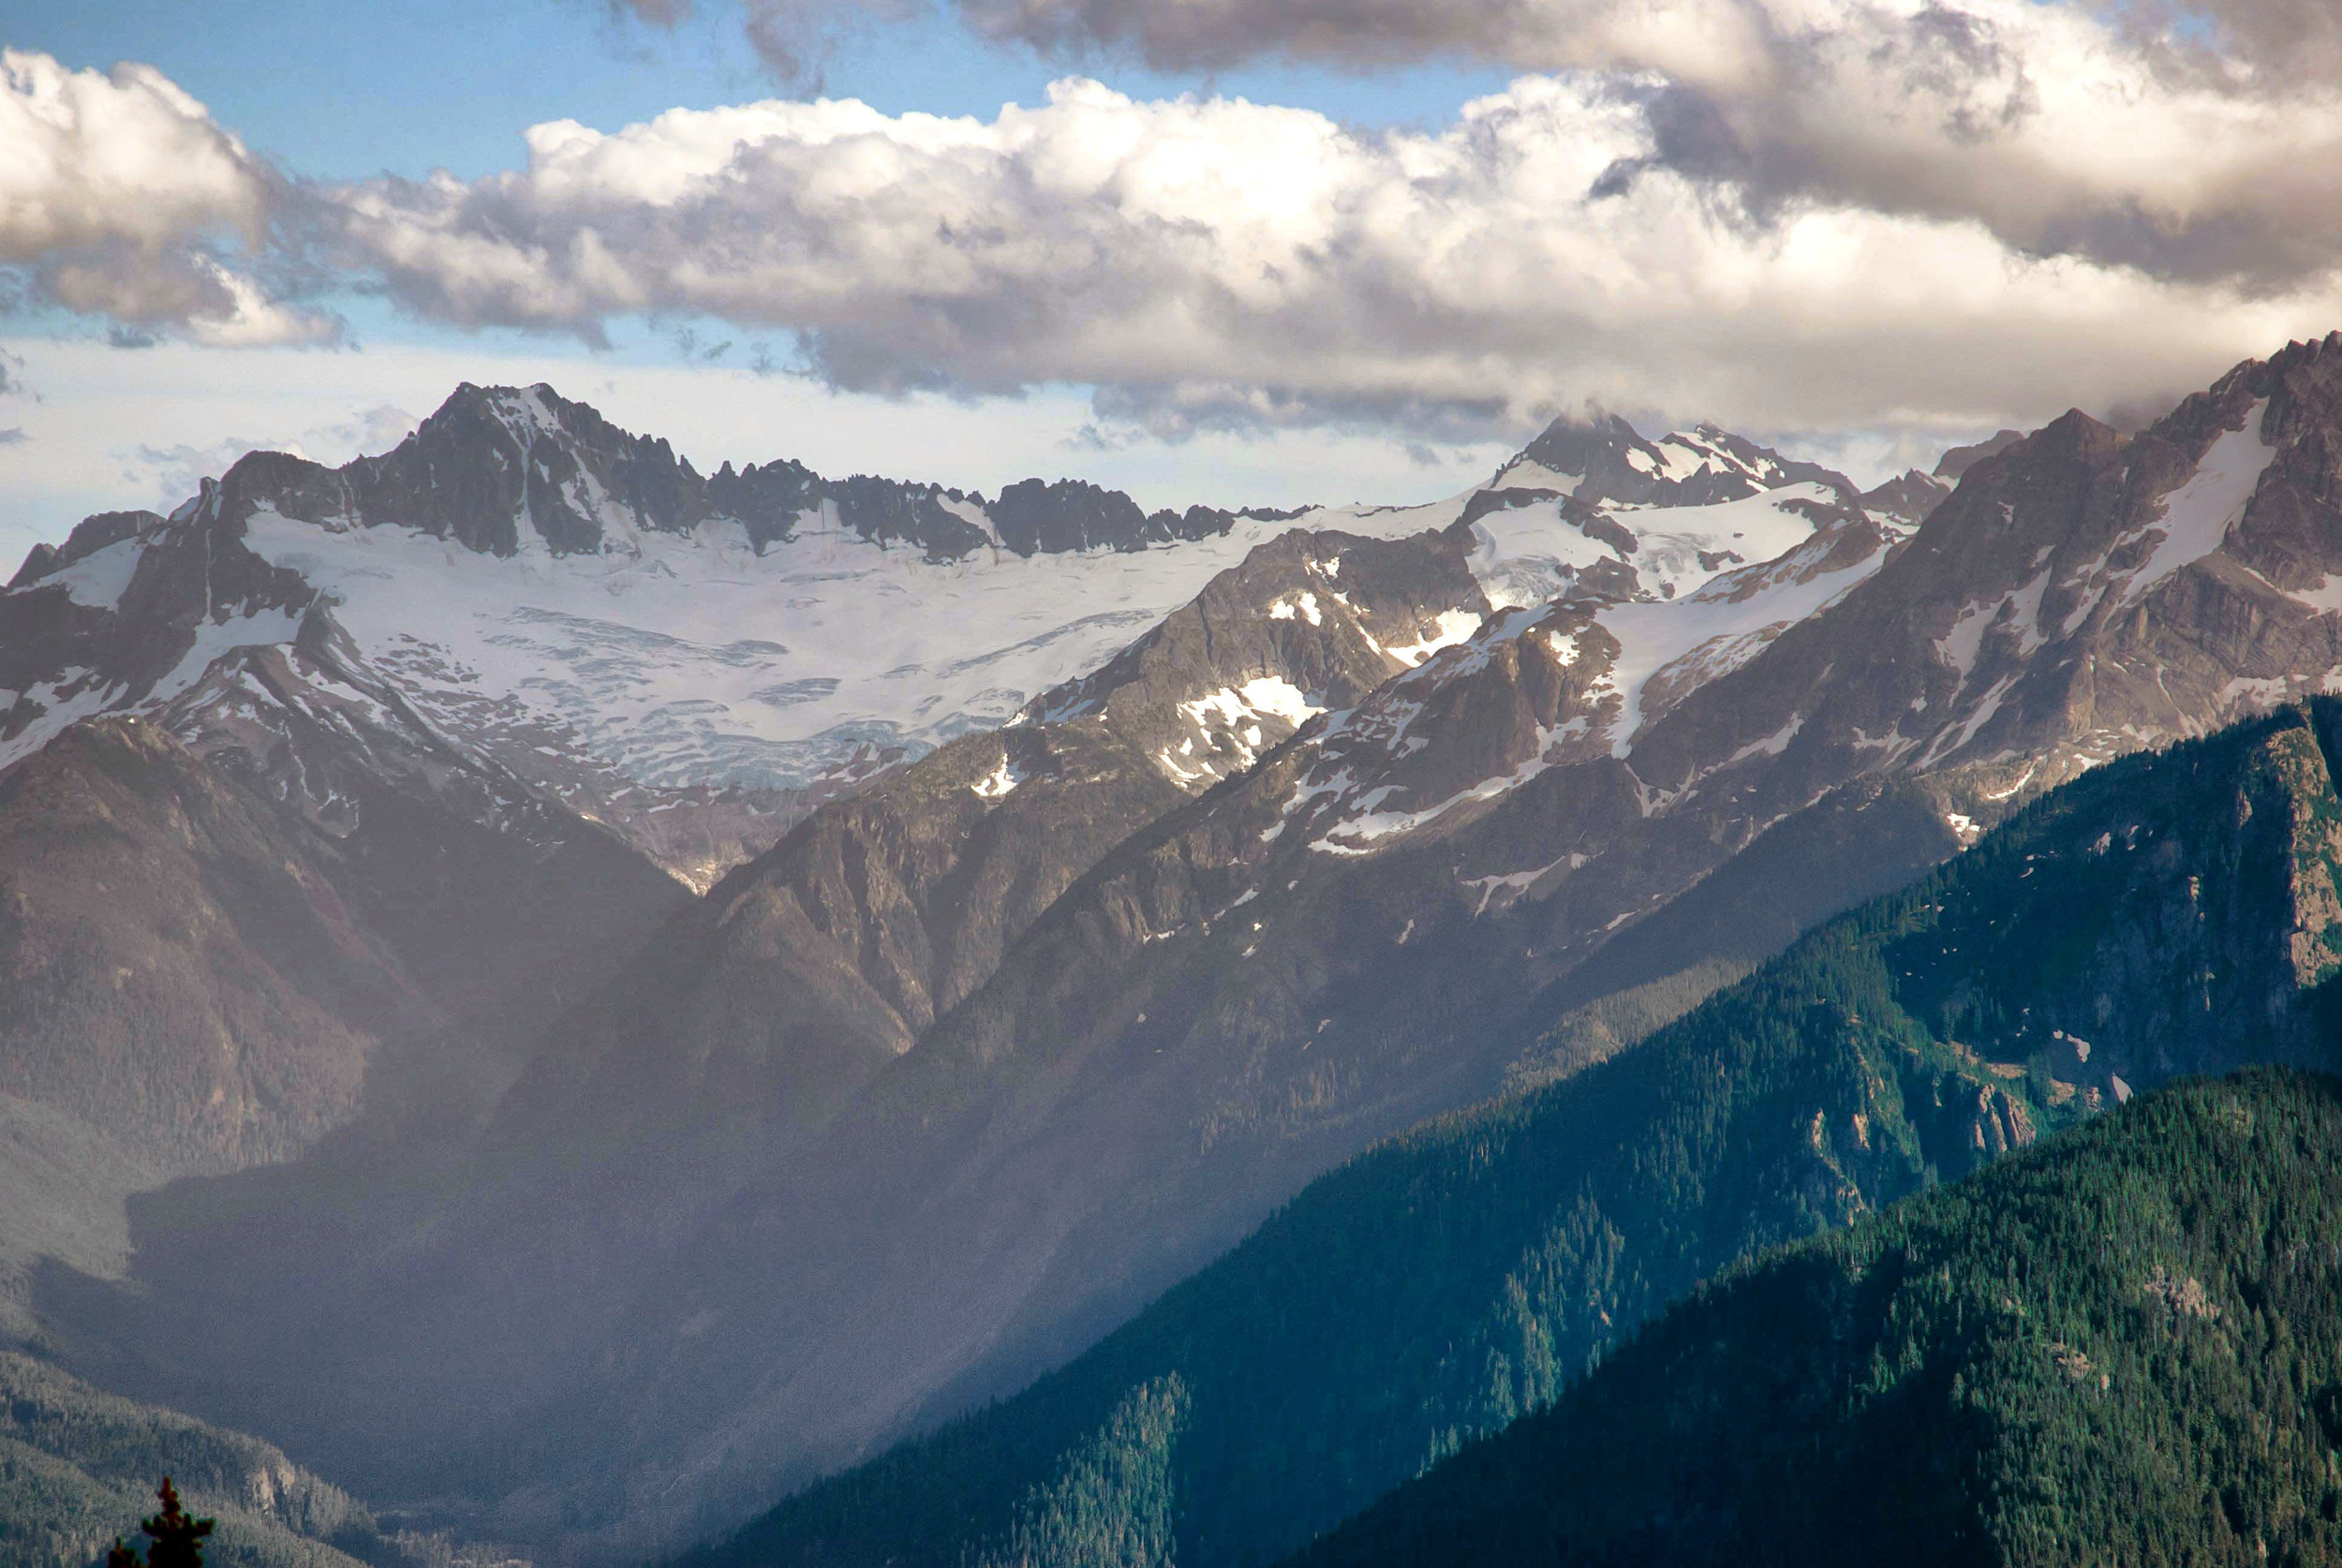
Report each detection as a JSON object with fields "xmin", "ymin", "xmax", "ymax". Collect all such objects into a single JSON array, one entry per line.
[{"xmin": 105, "ymin": 1477, "xmax": 215, "ymax": 1568}]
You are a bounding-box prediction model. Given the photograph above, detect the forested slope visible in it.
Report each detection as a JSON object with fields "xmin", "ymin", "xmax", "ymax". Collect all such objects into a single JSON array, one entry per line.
[
  {"xmin": 672, "ymin": 703, "xmax": 2342, "ymax": 1568},
  {"xmin": 1295, "ymin": 1066, "xmax": 2342, "ymax": 1568},
  {"xmin": 0, "ymin": 1352, "xmax": 388, "ymax": 1568}
]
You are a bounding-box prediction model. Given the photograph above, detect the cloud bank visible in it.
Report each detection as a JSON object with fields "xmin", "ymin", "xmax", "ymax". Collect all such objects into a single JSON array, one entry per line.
[
  {"xmin": 315, "ymin": 62, "xmax": 2342, "ymax": 437},
  {"xmin": 11, "ymin": 0, "xmax": 2342, "ymax": 445},
  {"xmin": 610, "ymin": 0, "xmax": 2342, "ymax": 291}
]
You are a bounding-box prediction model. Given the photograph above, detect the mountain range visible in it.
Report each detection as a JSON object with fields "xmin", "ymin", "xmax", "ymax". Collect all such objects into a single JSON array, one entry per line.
[
  {"xmin": 674, "ymin": 697, "xmax": 2342, "ymax": 1567},
  {"xmin": 4, "ymin": 333, "xmax": 2341, "ymax": 1564}
]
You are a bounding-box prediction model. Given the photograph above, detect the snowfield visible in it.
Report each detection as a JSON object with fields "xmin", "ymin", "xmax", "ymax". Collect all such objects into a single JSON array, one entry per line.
[
  {"xmin": 3, "ymin": 413, "xmax": 1908, "ymax": 808},
  {"xmin": 220, "ymin": 465, "xmax": 1856, "ymax": 793}
]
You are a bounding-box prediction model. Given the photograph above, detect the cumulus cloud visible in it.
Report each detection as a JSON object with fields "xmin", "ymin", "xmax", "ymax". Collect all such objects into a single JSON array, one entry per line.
[
  {"xmin": 316, "ymin": 71, "xmax": 2342, "ymax": 441},
  {"xmin": 15, "ymin": 20, "xmax": 2342, "ymax": 452},
  {"xmin": 0, "ymin": 50, "xmax": 336, "ymax": 347},
  {"xmin": 614, "ymin": 0, "xmax": 2342, "ymax": 294}
]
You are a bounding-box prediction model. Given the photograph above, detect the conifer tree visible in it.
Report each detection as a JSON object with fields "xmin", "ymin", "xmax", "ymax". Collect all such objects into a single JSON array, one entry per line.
[{"xmin": 105, "ymin": 1477, "xmax": 215, "ymax": 1568}]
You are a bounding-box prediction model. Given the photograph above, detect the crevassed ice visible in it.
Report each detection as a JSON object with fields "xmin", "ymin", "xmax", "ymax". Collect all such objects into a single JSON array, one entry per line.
[{"xmin": 243, "ymin": 506, "xmax": 1401, "ymax": 791}]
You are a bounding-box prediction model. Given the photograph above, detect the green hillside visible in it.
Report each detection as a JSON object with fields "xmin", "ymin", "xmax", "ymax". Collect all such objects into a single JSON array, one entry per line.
[
  {"xmin": 0, "ymin": 1350, "xmax": 390, "ymax": 1568},
  {"xmin": 672, "ymin": 701, "xmax": 2342, "ymax": 1568},
  {"xmin": 1295, "ymin": 1066, "xmax": 2342, "ymax": 1568}
]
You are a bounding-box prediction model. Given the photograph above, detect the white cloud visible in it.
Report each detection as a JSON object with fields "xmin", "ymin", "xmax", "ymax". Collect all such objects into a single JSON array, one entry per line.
[
  {"xmin": 0, "ymin": 49, "xmax": 334, "ymax": 348},
  {"xmin": 612, "ymin": 0, "xmax": 2342, "ymax": 289},
  {"xmin": 0, "ymin": 49, "xmax": 264, "ymax": 258},
  {"xmin": 12, "ymin": 13, "xmax": 2342, "ymax": 454},
  {"xmin": 319, "ymin": 69, "xmax": 2342, "ymax": 441}
]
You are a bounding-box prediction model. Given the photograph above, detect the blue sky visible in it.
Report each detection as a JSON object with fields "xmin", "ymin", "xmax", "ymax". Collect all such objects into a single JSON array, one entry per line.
[{"xmin": 14, "ymin": 0, "xmax": 1509, "ymax": 180}]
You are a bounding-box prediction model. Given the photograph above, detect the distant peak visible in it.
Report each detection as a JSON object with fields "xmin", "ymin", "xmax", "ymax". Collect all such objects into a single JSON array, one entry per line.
[
  {"xmin": 1934, "ymin": 428, "xmax": 2027, "ymax": 481},
  {"xmin": 1527, "ymin": 409, "xmax": 1642, "ymax": 442},
  {"xmin": 431, "ymin": 379, "xmax": 571, "ymax": 419}
]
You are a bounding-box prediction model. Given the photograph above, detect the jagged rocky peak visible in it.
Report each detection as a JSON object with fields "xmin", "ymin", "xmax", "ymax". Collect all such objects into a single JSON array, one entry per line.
[
  {"xmin": 1859, "ymin": 468, "xmax": 1954, "ymax": 527},
  {"xmin": 1934, "ymin": 426, "xmax": 2026, "ymax": 480},
  {"xmin": 8, "ymin": 509, "xmax": 165, "ymax": 589},
  {"xmin": 0, "ymin": 377, "xmax": 1396, "ymax": 849},
  {"xmin": 179, "ymin": 379, "xmax": 1301, "ymax": 567},
  {"xmin": 1630, "ymin": 332, "xmax": 2342, "ymax": 826},
  {"xmin": 200, "ymin": 380, "xmax": 800, "ymax": 561},
  {"xmin": 1890, "ymin": 328, "xmax": 2342, "ymax": 618},
  {"xmin": 1491, "ymin": 410, "xmax": 1860, "ymax": 510},
  {"xmin": 1019, "ymin": 525, "xmax": 1492, "ymax": 790}
]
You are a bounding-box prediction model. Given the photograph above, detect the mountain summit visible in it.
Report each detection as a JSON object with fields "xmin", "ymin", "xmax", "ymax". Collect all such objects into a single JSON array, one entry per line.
[{"xmin": 9, "ymin": 338, "xmax": 2342, "ymax": 1561}]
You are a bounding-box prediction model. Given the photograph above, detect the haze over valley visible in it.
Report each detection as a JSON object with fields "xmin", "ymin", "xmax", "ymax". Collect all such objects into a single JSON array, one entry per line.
[{"xmin": 7, "ymin": 4, "xmax": 2342, "ymax": 1565}]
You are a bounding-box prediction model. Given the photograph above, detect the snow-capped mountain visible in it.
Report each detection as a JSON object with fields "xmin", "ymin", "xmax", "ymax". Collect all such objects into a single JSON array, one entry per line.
[
  {"xmin": 1486, "ymin": 412, "xmax": 1862, "ymax": 510},
  {"xmin": 86, "ymin": 333, "xmax": 2342, "ymax": 1558},
  {"xmin": 0, "ymin": 377, "xmax": 1883, "ymax": 1269},
  {"xmin": 0, "ymin": 384, "xmax": 1881, "ymax": 892},
  {"xmin": 461, "ymin": 410, "xmax": 1913, "ymax": 1169},
  {"xmin": 0, "ymin": 384, "xmax": 1327, "ymax": 883},
  {"xmin": 41, "ymin": 334, "xmax": 2342, "ymax": 1564},
  {"xmin": 17, "ymin": 388, "xmax": 1953, "ymax": 1538}
]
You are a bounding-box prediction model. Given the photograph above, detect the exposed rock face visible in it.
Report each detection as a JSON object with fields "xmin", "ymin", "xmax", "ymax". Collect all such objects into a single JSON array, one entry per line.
[
  {"xmin": 1, "ymin": 383, "xmax": 1346, "ymax": 879},
  {"xmin": 202, "ymin": 381, "xmax": 1282, "ymax": 567},
  {"xmin": 1500, "ymin": 414, "xmax": 1862, "ymax": 509},
  {"xmin": 1636, "ymin": 337, "xmax": 2342, "ymax": 821},
  {"xmin": 33, "ymin": 414, "xmax": 1911, "ymax": 1536},
  {"xmin": 0, "ymin": 716, "xmax": 418, "ymax": 1176},
  {"xmin": 1935, "ymin": 428, "xmax": 2026, "ymax": 480},
  {"xmin": 157, "ymin": 616, "xmax": 695, "ymax": 1059},
  {"xmin": 8, "ymin": 511, "xmax": 159, "ymax": 590},
  {"xmin": 0, "ymin": 560, "xmax": 694, "ymax": 1264},
  {"xmin": 45, "ymin": 520, "xmax": 1493, "ymax": 1547},
  {"xmin": 990, "ymin": 477, "xmax": 1240, "ymax": 556},
  {"xmin": 1881, "ymin": 711, "xmax": 2342, "ymax": 1117},
  {"xmin": 0, "ymin": 500, "xmax": 317, "ymax": 771},
  {"xmin": 400, "ymin": 525, "xmax": 1486, "ymax": 1176},
  {"xmin": 32, "ymin": 339, "xmax": 2342, "ymax": 1560},
  {"xmin": 1859, "ymin": 468, "xmax": 1953, "ymax": 526},
  {"xmin": 542, "ymin": 336, "xmax": 2342, "ymax": 1530},
  {"xmin": 0, "ymin": 703, "xmax": 689, "ymax": 1183},
  {"xmin": 668, "ymin": 707, "xmax": 2342, "ymax": 1568}
]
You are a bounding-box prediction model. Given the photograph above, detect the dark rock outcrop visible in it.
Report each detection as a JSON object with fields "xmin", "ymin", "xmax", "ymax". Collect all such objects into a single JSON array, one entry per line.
[
  {"xmin": 40, "ymin": 339, "xmax": 2342, "ymax": 1558},
  {"xmin": 181, "ymin": 381, "xmax": 1291, "ymax": 568},
  {"xmin": 1934, "ymin": 427, "xmax": 2025, "ymax": 480}
]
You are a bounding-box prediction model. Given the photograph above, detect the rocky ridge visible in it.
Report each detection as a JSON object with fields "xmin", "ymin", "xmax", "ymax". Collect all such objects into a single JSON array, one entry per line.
[
  {"xmin": 31, "ymin": 338, "xmax": 2339, "ymax": 1561},
  {"xmin": 0, "ymin": 385, "xmax": 1433, "ymax": 885},
  {"xmin": 482, "ymin": 333, "xmax": 2342, "ymax": 1541},
  {"xmin": 19, "ymin": 394, "xmax": 1924, "ymax": 1548},
  {"xmin": 678, "ymin": 701, "xmax": 2342, "ymax": 1568}
]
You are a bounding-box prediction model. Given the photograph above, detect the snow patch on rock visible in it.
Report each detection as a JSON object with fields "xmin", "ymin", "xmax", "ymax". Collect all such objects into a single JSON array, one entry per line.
[
  {"xmin": 971, "ymin": 753, "xmax": 1026, "ymax": 800},
  {"xmin": 2116, "ymin": 402, "xmax": 2277, "ymax": 609},
  {"xmin": 1386, "ymin": 610, "xmax": 1485, "ymax": 667}
]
